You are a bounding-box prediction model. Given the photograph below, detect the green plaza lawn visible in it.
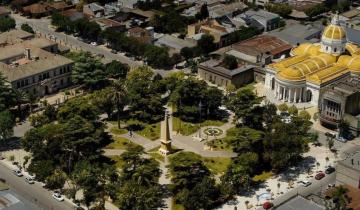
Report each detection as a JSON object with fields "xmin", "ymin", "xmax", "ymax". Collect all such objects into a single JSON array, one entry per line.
[
  {"xmin": 172, "ymin": 118, "xmax": 226, "ymax": 136},
  {"xmin": 108, "ymin": 120, "xmax": 160, "ymax": 141},
  {"xmin": 104, "ymin": 136, "xmax": 138, "ymax": 150}
]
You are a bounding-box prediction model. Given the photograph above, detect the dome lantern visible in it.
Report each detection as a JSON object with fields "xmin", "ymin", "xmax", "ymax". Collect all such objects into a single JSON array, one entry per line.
[{"xmin": 320, "ymin": 13, "xmax": 347, "ymax": 55}]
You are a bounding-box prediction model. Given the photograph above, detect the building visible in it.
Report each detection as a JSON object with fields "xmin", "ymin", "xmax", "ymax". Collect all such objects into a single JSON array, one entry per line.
[
  {"xmin": 318, "ymin": 75, "xmax": 360, "ymax": 136},
  {"xmin": 127, "ymin": 26, "xmax": 153, "ymax": 44},
  {"xmin": 96, "ymin": 18, "xmax": 126, "ymax": 32},
  {"xmin": 208, "ymin": 2, "xmax": 247, "ymax": 18},
  {"xmin": 22, "ymin": 1, "xmax": 72, "ymax": 18},
  {"xmin": 61, "ymin": 8, "xmax": 84, "ymax": 22},
  {"xmin": 0, "ymin": 30, "xmax": 73, "ymax": 96},
  {"xmin": 264, "ymin": 14, "xmax": 360, "ymax": 106},
  {"xmin": 340, "ymin": 7, "xmax": 360, "ymax": 30},
  {"xmin": 154, "ymin": 34, "xmax": 196, "ymax": 55},
  {"xmin": 336, "ymin": 145, "xmax": 360, "ymax": 188},
  {"xmin": 83, "ymin": 3, "xmax": 105, "ymax": 19},
  {"xmin": 0, "ymin": 6, "xmax": 11, "ymax": 18},
  {"xmin": 198, "ymin": 59, "xmax": 255, "ymax": 88},
  {"xmin": 226, "ymin": 35, "xmax": 292, "ymax": 65},
  {"xmin": 237, "ymin": 9, "xmax": 280, "ymax": 32},
  {"xmin": 268, "ymin": 22, "xmax": 323, "ymax": 46},
  {"xmin": 274, "ymin": 196, "xmax": 325, "ymax": 210},
  {"xmin": 187, "ymin": 19, "xmax": 235, "ymax": 47}
]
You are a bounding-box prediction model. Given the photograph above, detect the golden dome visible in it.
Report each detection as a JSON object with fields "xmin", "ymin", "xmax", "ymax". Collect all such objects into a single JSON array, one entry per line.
[{"xmin": 322, "ymin": 14, "xmax": 346, "ymax": 40}]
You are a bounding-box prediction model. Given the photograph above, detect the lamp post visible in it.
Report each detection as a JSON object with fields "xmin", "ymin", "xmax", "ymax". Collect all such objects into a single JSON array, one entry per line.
[{"xmin": 198, "ymin": 101, "xmax": 203, "ymax": 140}]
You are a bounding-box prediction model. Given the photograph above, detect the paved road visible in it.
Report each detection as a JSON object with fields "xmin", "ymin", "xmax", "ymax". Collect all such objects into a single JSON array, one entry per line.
[
  {"xmin": 11, "ymin": 14, "xmax": 141, "ymax": 66},
  {"xmin": 10, "ymin": 14, "xmax": 175, "ymax": 77},
  {"xmin": 0, "ymin": 162, "xmax": 75, "ymax": 210}
]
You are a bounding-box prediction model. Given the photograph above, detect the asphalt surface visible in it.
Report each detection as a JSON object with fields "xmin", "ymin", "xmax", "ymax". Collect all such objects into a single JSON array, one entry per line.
[{"xmin": 0, "ymin": 162, "xmax": 74, "ymax": 210}]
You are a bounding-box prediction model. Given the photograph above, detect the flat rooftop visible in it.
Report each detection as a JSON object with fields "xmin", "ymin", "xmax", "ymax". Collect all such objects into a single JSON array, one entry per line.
[
  {"xmin": 230, "ymin": 35, "xmax": 292, "ymax": 56},
  {"xmin": 274, "ymin": 196, "xmax": 325, "ymax": 210},
  {"xmin": 200, "ymin": 59, "xmax": 254, "ymax": 78}
]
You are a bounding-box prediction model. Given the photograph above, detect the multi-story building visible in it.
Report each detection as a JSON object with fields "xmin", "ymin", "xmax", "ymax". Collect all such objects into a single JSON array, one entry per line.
[
  {"xmin": 336, "ymin": 145, "xmax": 360, "ymax": 188},
  {"xmin": 0, "ymin": 30, "xmax": 74, "ymax": 97}
]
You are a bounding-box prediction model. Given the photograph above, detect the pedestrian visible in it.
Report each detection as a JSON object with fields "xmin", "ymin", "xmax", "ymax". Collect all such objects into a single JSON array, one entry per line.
[{"xmin": 130, "ymin": 130, "xmax": 133, "ymax": 138}]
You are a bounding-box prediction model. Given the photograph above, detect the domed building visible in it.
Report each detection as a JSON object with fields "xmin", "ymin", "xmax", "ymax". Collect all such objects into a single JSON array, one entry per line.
[{"xmin": 264, "ymin": 14, "xmax": 360, "ymax": 106}]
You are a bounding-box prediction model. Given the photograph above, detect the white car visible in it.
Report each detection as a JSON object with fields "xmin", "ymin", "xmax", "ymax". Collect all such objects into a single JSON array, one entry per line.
[
  {"xmin": 90, "ymin": 42, "xmax": 98, "ymax": 46},
  {"xmin": 25, "ymin": 177, "xmax": 35, "ymax": 184},
  {"xmin": 336, "ymin": 136, "xmax": 347, "ymax": 143},
  {"xmin": 52, "ymin": 191, "xmax": 64, "ymax": 202},
  {"xmin": 299, "ymin": 180, "xmax": 312, "ymax": 187}
]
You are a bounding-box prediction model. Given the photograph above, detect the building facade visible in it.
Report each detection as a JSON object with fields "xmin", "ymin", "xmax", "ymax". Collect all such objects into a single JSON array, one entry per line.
[
  {"xmin": 264, "ymin": 15, "xmax": 360, "ymax": 106},
  {"xmin": 336, "ymin": 146, "xmax": 360, "ymax": 189}
]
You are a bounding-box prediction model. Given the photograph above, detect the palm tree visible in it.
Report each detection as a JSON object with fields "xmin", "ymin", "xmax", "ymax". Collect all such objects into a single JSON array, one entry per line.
[
  {"xmin": 331, "ymin": 186, "xmax": 350, "ymax": 210},
  {"xmin": 13, "ymin": 89, "xmax": 29, "ymax": 118}
]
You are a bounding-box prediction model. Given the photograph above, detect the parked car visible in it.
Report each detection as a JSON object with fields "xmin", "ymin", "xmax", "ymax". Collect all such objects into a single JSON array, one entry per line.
[
  {"xmin": 299, "ymin": 180, "xmax": 312, "ymax": 187},
  {"xmin": 110, "ymin": 49, "xmax": 117, "ymax": 54},
  {"xmin": 13, "ymin": 169, "xmax": 23, "ymax": 177},
  {"xmin": 325, "ymin": 166, "xmax": 335, "ymax": 174},
  {"xmin": 52, "ymin": 191, "xmax": 64, "ymax": 202},
  {"xmin": 90, "ymin": 42, "xmax": 98, "ymax": 46},
  {"xmin": 77, "ymin": 37, "xmax": 84, "ymax": 42},
  {"xmin": 25, "ymin": 177, "xmax": 34, "ymax": 184},
  {"xmin": 336, "ymin": 136, "xmax": 347, "ymax": 143},
  {"xmin": 315, "ymin": 172, "xmax": 325, "ymax": 180},
  {"xmin": 325, "ymin": 132, "xmax": 337, "ymax": 139}
]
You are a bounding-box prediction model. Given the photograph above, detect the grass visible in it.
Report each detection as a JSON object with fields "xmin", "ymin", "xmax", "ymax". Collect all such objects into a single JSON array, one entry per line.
[
  {"xmin": 136, "ymin": 122, "xmax": 161, "ymax": 140},
  {"xmin": 105, "ymin": 137, "xmax": 137, "ymax": 150},
  {"xmin": 172, "ymin": 201, "xmax": 185, "ymax": 210},
  {"xmin": 172, "ymin": 117, "xmax": 226, "ymax": 136},
  {"xmin": 202, "ymin": 157, "xmax": 231, "ymax": 174},
  {"xmin": 109, "ymin": 127, "xmax": 128, "ymax": 135},
  {"xmin": 111, "ymin": 156, "xmax": 126, "ymax": 168},
  {"xmin": 0, "ymin": 181, "xmax": 9, "ymax": 191},
  {"xmin": 147, "ymin": 146, "xmax": 165, "ymax": 162},
  {"xmin": 207, "ymin": 138, "xmax": 232, "ymax": 152},
  {"xmin": 252, "ymin": 171, "xmax": 274, "ymax": 182}
]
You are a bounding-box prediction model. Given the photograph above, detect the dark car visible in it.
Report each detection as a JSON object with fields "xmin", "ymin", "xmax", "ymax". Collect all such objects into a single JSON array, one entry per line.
[
  {"xmin": 325, "ymin": 166, "xmax": 335, "ymax": 174},
  {"xmin": 315, "ymin": 172, "xmax": 325, "ymax": 180}
]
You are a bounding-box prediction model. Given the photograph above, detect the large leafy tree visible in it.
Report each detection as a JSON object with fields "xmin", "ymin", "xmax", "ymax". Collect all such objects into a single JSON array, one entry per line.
[
  {"xmin": 125, "ymin": 66, "xmax": 164, "ymax": 122},
  {"xmin": 197, "ymin": 34, "xmax": 216, "ymax": 55},
  {"xmin": 0, "ymin": 17, "xmax": 15, "ymax": 32},
  {"xmin": 69, "ymin": 52, "xmax": 108, "ymax": 90},
  {"xmin": 105, "ymin": 60, "xmax": 129, "ymax": 79},
  {"xmin": 0, "ymin": 110, "xmax": 15, "ymax": 141}
]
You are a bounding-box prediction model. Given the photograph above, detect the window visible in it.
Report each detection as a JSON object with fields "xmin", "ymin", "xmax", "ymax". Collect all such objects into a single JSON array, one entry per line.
[
  {"xmin": 17, "ymin": 81, "xmax": 20, "ymax": 88},
  {"xmin": 54, "ymin": 70, "xmax": 57, "ymax": 76},
  {"xmin": 334, "ymin": 48, "xmax": 337, "ymax": 52},
  {"xmin": 32, "ymin": 77, "xmax": 35, "ymax": 83},
  {"xmin": 25, "ymin": 79, "xmax": 28, "ymax": 86},
  {"xmin": 60, "ymin": 68, "xmax": 63, "ymax": 74},
  {"xmin": 60, "ymin": 79, "xmax": 63, "ymax": 85},
  {"xmin": 39, "ymin": 75, "xmax": 42, "ymax": 81}
]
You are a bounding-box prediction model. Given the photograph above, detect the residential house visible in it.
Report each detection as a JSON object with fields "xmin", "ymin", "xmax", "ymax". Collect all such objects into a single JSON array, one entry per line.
[
  {"xmin": 127, "ymin": 26, "xmax": 153, "ymax": 44},
  {"xmin": 237, "ymin": 9, "xmax": 280, "ymax": 31},
  {"xmin": 208, "ymin": 2, "xmax": 247, "ymax": 18},
  {"xmin": 22, "ymin": 1, "xmax": 72, "ymax": 18},
  {"xmin": 268, "ymin": 22, "xmax": 323, "ymax": 46},
  {"xmin": 61, "ymin": 8, "xmax": 84, "ymax": 21},
  {"xmin": 83, "ymin": 3, "xmax": 105, "ymax": 19},
  {"xmin": 340, "ymin": 7, "xmax": 360, "ymax": 30},
  {"xmin": 154, "ymin": 34, "xmax": 196, "ymax": 55},
  {"xmin": 96, "ymin": 18, "xmax": 126, "ymax": 32},
  {"xmin": 187, "ymin": 19, "xmax": 235, "ymax": 47}
]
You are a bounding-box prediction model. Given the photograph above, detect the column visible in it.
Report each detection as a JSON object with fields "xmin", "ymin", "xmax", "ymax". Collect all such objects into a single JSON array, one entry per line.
[
  {"xmin": 289, "ymin": 88, "xmax": 294, "ymax": 102},
  {"xmin": 285, "ymin": 87, "xmax": 289, "ymax": 101},
  {"xmin": 293, "ymin": 88, "xmax": 297, "ymax": 103},
  {"xmin": 282, "ymin": 86, "xmax": 285, "ymax": 100}
]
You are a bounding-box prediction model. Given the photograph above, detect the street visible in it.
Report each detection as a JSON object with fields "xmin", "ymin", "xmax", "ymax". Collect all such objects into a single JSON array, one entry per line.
[{"xmin": 0, "ymin": 162, "xmax": 74, "ymax": 210}]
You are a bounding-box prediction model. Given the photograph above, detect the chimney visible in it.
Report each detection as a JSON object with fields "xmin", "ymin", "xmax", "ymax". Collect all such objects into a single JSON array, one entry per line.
[{"xmin": 25, "ymin": 48, "xmax": 31, "ymax": 60}]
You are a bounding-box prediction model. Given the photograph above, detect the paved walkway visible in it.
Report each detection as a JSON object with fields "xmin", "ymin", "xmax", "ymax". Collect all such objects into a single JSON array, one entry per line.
[
  {"xmin": 102, "ymin": 149, "xmax": 125, "ymax": 156},
  {"xmin": 158, "ymin": 157, "xmax": 172, "ymax": 210}
]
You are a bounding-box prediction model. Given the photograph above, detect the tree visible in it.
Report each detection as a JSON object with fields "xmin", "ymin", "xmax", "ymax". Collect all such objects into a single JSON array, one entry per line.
[
  {"xmin": 305, "ymin": 4, "xmax": 327, "ymax": 18},
  {"xmin": 277, "ymin": 103, "xmax": 288, "ymax": 112},
  {"xmin": 57, "ymin": 97, "xmax": 99, "ymax": 122},
  {"xmin": 331, "ymin": 186, "xmax": 350, "ymax": 210},
  {"xmin": 180, "ymin": 47, "xmax": 194, "ymax": 61},
  {"xmin": 226, "ymin": 127, "xmax": 263, "ymax": 154},
  {"xmin": 0, "ymin": 17, "xmax": 15, "ymax": 32},
  {"xmin": 45, "ymin": 169, "xmax": 67, "ymax": 190},
  {"xmin": 105, "ymin": 60, "xmax": 129, "ymax": 79},
  {"xmin": 264, "ymin": 3, "xmax": 292, "ymax": 17},
  {"xmin": 90, "ymin": 87, "xmax": 117, "ymax": 117},
  {"xmin": 288, "ymin": 105, "xmax": 298, "ymax": 116},
  {"xmin": 69, "ymin": 52, "xmax": 108, "ymax": 90},
  {"xmin": 223, "ymin": 55, "xmax": 238, "ymax": 70},
  {"xmin": 299, "ymin": 110, "xmax": 311, "ymax": 121},
  {"xmin": 112, "ymin": 80, "xmax": 128, "ymax": 129},
  {"xmin": 0, "ymin": 110, "xmax": 14, "ymax": 142},
  {"xmin": 21, "ymin": 23, "xmax": 35, "ymax": 34},
  {"xmin": 126, "ymin": 66, "xmax": 164, "ymax": 122},
  {"xmin": 0, "ymin": 72, "xmax": 16, "ymax": 111},
  {"xmin": 225, "ymin": 88, "xmax": 261, "ymax": 125},
  {"xmin": 197, "ymin": 34, "xmax": 216, "ymax": 55},
  {"xmin": 196, "ymin": 3, "xmax": 209, "ymax": 20},
  {"xmin": 338, "ymin": 120, "xmax": 350, "ymax": 138}
]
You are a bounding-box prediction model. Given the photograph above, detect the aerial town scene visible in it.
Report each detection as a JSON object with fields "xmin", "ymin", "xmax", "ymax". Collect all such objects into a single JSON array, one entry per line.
[{"xmin": 0, "ymin": 0, "xmax": 359, "ymax": 209}]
